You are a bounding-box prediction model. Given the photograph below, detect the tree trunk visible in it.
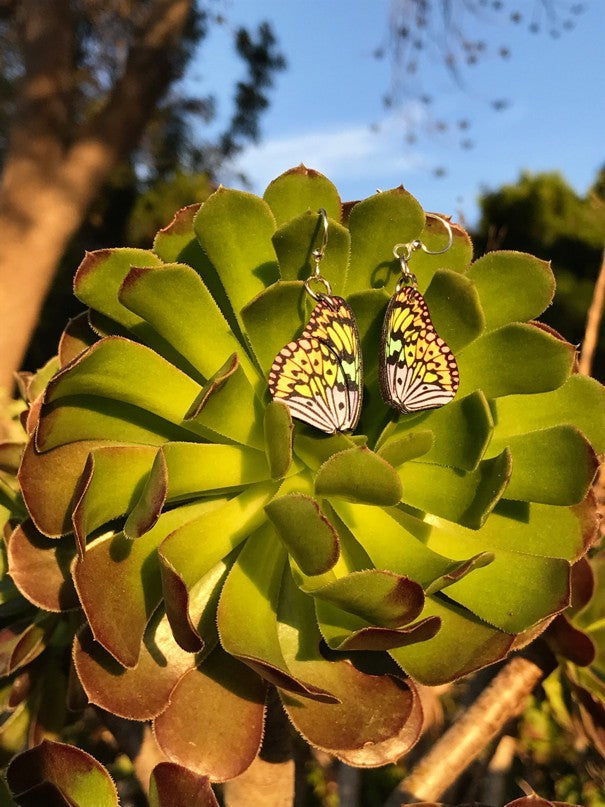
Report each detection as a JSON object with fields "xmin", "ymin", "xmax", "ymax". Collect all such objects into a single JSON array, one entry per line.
[
  {"xmin": 0, "ymin": 0, "xmax": 192, "ymax": 392},
  {"xmin": 0, "ymin": 158, "xmax": 105, "ymax": 392}
]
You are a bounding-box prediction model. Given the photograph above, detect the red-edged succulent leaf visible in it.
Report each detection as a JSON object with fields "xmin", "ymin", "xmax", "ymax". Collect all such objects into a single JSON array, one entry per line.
[
  {"xmin": 7, "ymin": 739, "xmax": 118, "ymax": 806},
  {"xmin": 217, "ymin": 523, "xmax": 337, "ymax": 700},
  {"xmin": 277, "ymin": 570, "xmax": 422, "ymax": 764},
  {"xmin": 58, "ymin": 312, "xmax": 98, "ymax": 367},
  {"xmin": 74, "ymin": 500, "xmax": 220, "ymax": 668},
  {"xmin": 0, "ymin": 617, "xmax": 53, "ymax": 677}
]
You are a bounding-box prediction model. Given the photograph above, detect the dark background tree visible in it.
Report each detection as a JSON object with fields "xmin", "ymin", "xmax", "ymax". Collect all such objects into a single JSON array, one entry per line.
[{"xmin": 0, "ymin": 0, "xmax": 284, "ymax": 391}]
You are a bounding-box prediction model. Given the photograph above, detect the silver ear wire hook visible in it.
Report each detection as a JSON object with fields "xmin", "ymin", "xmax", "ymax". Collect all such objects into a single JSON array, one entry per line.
[
  {"xmin": 393, "ymin": 213, "xmax": 453, "ymax": 291},
  {"xmin": 305, "ymin": 208, "xmax": 333, "ymax": 301}
]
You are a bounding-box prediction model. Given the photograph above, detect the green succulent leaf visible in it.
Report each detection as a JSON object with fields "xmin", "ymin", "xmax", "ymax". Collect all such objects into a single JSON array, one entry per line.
[
  {"xmin": 490, "ymin": 373, "xmax": 605, "ymax": 453},
  {"xmin": 184, "ymin": 353, "xmax": 264, "ymax": 448},
  {"xmin": 43, "ymin": 338, "xmax": 203, "ymax": 429},
  {"xmin": 397, "ymin": 449, "xmax": 512, "ymax": 529},
  {"xmin": 74, "ymin": 248, "xmax": 163, "ymax": 330},
  {"xmin": 217, "ymin": 522, "xmax": 336, "ymax": 699},
  {"xmin": 425, "ymin": 524, "xmax": 570, "ymax": 632},
  {"xmin": 376, "ymin": 430, "xmax": 435, "ymax": 466},
  {"xmin": 271, "ymin": 211, "xmax": 350, "ymax": 294},
  {"xmin": 379, "ymin": 390, "xmax": 493, "ymax": 472},
  {"xmin": 263, "ymin": 165, "xmax": 342, "ymax": 225},
  {"xmin": 315, "ymin": 446, "xmax": 402, "ymax": 505},
  {"xmin": 36, "ymin": 396, "xmax": 189, "ymax": 453},
  {"xmin": 123, "ymin": 449, "xmax": 168, "ymax": 539},
  {"xmin": 162, "ymin": 442, "xmax": 273, "ymax": 497},
  {"xmin": 265, "ymin": 493, "xmax": 340, "ymax": 576},
  {"xmin": 466, "ymin": 250, "xmax": 555, "ymax": 330},
  {"xmin": 453, "ymin": 497, "xmax": 595, "ymax": 562},
  {"xmin": 149, "ymin": 762, "xmax": 219, "ymax": 807},
  {"xmin": 391, "ymin": 596, "xmax": 514, "ymax": 685},
  {"xmin": 263, "ymin": 400, "xmax": 293, "ymax": 479},
  {"xmin": 7, "ymin": 740, "xmax": 118, "ymax": 807},
  {"xmin": 346, "ymin": 187, "xmax": 425, "ymax": 294},
  {"xmin": 118, "ymin": 262, "xmax": 256, "ymax": 383},
  {"xmin": 152, "ymin": 203, "xmax": 200, "ymax": 256},
  {"xmin": 489, "ymin": 425, "xmax": 599, "ymax": 505},
  {"xmin": 153, "ymin": 649, "xmax": 266, "ymax": 782},
  {"xmin": 423, "ymin": 269, "xmax": 485, "ymax": 352},
  {"xmin": 241, "ymin": 281, "xmax": 305, "ymax": 374},
  {"xmin": 159, "ymin": 482, "xmax": 278, "ymax": 650},
  {"xmin": 72, "ymin": 445, "xmax": 157, "ymax": 549},
  {"xmin": 457, "ymin": 323, "xmax": 574, "ymax": 398},
  {"xmin": 193, "ymin": 187, "xmax": 278, "ymax": 319}
]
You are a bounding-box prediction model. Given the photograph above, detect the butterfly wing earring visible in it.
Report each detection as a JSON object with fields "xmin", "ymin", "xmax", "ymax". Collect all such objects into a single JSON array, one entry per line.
[
  {"xmin": 268, "ymin": 209, "xmax": 363, "ymax": 434},
  {"xmin": 380, "ymin": 214, "xmax": 460, "ymax": 414}
]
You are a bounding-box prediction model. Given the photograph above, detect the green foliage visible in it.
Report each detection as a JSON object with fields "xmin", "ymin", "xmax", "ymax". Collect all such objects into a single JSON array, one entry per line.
[{"xmin": 3, "ymin": 166, "xmax": 604, "ymax": 793}]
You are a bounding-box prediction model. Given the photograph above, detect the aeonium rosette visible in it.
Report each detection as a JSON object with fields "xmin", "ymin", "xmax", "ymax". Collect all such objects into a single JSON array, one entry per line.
[{"xmin": 11, "ymin": 166, "xmax": 603, "ymax": 781}]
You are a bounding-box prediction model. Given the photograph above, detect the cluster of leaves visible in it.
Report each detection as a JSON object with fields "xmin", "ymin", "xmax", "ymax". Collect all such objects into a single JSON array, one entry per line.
[
  {"xmin": 474, "ymin": 168, "xmax": 605, "ymax": 381},
  {"xmin": 1, "ymin": 166, "xmax": 604, "ymax": 802}
]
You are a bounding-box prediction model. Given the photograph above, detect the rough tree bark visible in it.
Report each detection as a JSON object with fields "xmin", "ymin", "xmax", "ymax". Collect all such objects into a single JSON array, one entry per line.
[{"xmin": 0, "ymin": 0, "xmax": 192, "ymax": 392}]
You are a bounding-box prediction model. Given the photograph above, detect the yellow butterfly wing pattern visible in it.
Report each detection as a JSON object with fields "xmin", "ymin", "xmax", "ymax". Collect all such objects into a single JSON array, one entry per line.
[
  {"xmin": 380, "ymin": 286, "xmax": 459, "ymax": 413},
  {"xmin": 269, "ymin": 296, "xmax": 363, "ymax": 434}
]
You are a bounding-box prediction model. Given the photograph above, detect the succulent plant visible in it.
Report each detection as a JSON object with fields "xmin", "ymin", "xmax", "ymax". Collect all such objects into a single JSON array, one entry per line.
[
  {"xmin": 0, "ymin": 362, "xmax": 84, "ymax": 769},
  {"xmin": 11, "ymin": 166, "xmax": 604, "ymax": 784},
  {"xmin": 541, "ymin": 549, "xmax": 605, "ymax": 758}
]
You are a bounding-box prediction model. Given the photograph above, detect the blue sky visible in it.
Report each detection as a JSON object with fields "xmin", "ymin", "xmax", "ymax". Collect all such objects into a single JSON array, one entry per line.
[{"xmin": 193, "ymin": 1, "xmax": 604, "ymax": 227}]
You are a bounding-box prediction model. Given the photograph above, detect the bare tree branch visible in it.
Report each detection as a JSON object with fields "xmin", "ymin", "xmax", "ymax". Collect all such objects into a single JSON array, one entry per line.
[
  {"xmin": 384, "ymin": 654, "xmax": 554, "ymax": 805},
  {"xmin": 578, "ymin": 249, "xmax": 605, "ymax": 376}
]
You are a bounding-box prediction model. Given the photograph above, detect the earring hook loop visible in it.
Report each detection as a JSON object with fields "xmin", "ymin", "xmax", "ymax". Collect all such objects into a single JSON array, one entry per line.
[
  {"xmin": 305, "ymin": 208, "xmax": 332, "ymax": 300},
  {"xmin": 393, "ymin": 213, "xmax": 453, "ymax": 291}
]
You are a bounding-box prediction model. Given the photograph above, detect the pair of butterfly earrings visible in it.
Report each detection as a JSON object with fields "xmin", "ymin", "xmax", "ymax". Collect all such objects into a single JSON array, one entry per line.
[{"xmin": 268, "ymin": 208, "xmax": 460, "ymax": 434}]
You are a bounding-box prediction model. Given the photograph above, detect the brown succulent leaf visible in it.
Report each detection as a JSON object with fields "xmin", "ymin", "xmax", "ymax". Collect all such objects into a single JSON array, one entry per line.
[
  {"xmin": 73, "ymin": 611, "xmax": 194, "ymax": 720},
  {"xmin": 19, "ymin": 439, "xmax": 110, "ymax": 537},
  {"xmin": 149, "ymin": 761, "xmax": 219, "ymax": 807},
  {"xmin": 154, "ymin": 649, "xmax": 266, "ymax": 782},
  {"xmin": 0, "ymin": 617, "xmax": 53, "ymax": 677},
  {"xmin": 569, "ymin": 555, "xmax": 595, "ymax": 611},
  {"xmin": 546, "ymin": 614, "xmax": 595, "ymax": 666},
  {"xmin": 7, "ymin": 520, "xmax": 79, "ymax": 612}
]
